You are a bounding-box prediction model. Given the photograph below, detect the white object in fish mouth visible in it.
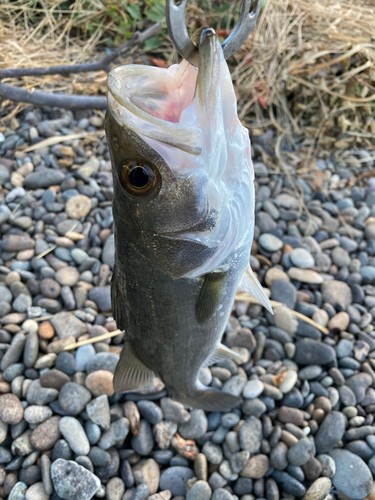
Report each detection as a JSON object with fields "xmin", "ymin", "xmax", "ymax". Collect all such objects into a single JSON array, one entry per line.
[{"xmin": 107, "ymin": 36, "xmax": 255, "ymax": 279}]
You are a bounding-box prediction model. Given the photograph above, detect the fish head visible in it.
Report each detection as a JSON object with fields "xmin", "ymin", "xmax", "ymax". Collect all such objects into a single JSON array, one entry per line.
[{"xmin": 106, "ymin": 28, "xmax": 254, "ymax": 279}]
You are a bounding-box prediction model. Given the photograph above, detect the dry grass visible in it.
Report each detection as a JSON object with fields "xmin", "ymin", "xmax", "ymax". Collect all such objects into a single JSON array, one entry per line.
[{"xmin": 0, "ymin": 0, "xmax": 374, "ymax": 150}]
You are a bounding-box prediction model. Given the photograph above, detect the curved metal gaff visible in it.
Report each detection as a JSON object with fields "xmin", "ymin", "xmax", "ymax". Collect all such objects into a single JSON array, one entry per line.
[{"xmin": 166, "ymin": 0, "xmax": 262, "ymax": 66}]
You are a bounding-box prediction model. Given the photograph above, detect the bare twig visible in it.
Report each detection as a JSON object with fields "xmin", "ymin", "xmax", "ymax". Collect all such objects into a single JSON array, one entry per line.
[
  {"xmin": 235, "ymin": 293, "xmax": 329, "ymax": 335},
  {"xmin": 63, "ymin": 329, "xmax": 123, "ymax": 351},
  {"xmin": 0, "ymin": 23, "xmax": 162, "ymax": 109},
  {"xmin": 0, "ymin": 23, "xmax": 162, "ymax": 80}
]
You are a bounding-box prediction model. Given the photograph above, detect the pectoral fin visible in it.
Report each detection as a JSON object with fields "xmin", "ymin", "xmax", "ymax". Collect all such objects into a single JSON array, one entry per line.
[
  {"xmin": 113, "ymin": 342, "xmax": 155, "ymax": 393},
  {"xmin": 204, "ymin": 343, "xmax": 243, "ymax": 366},
  {"xmin": 239, "ymin": 266, "xmax": 273, "ymax": 314},
  {"xmin": 195, "ymin": 271, "xmax": 227, "ymax": 325}
]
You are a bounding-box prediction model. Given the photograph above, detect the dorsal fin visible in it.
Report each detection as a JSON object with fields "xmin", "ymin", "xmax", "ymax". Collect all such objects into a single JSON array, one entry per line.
[{"xmin": 195, "ymin": 271, "xmax": 227, "ymax": 325}]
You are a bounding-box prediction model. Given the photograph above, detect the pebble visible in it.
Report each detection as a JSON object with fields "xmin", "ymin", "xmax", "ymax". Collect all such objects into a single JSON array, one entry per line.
[
  {"xmin": 239, "ymin": 417, "xmax": 263, "ymax": 454},
  {"xmin": 59, "ymin": 416, "xmax": 90, "ymax": 455},
  {"xmin": 159, "ymin": 467, "xmax": 194, "ymax": 497},
  {"xmin": 58, "ymin": 382, "xmax": 91, "ymax": 415},
  {"xmin": 288, "ymin": 268, "xmax": 323, "ymax": 284},
  {"xmin": 259, "ymin": 234, "xmax": 283, "ymax": 252},
  {"xmin": 0, "ymin": 394, "xmax": 23, "ymax": 424},
  {"xmin": 186, "ymin": 480, "xmax": 212, "ymax": 500},
  {"xmin": 131, "ymin": 420, "xmax": 154, "ymax": 455},
  {"xmin": 321, "ymin": 280, "xmax": 352, "ymax": 308},
  {"xmin": 160, "ymin": 398, "xmax": 190, "ymax": 424},
  {"xmin": 85, "ymin": 370, "xmax": 114, "ymax": 397},
  {"xmin": 65, "ymin": 194, "xmax": 91, "ymax": 219},
  {"xmin": 315, "ymin": 411, "xmax": 346, "ymax": 453},
  {"xmin": 330, "ymin": 449, "xmax": 373, "ymax": 500},
  {"xmin": 51, "ymin": 458, "xmax": 101, "ymax": 500},
  {"xmin": 30, "ymin": 416, "xmax": 61, "ymax": 451},
  {"xmin": 86, "ymin": 394, "xmax": 111, "ymax": 430},
  {"xmin": 179, "ymin": 410, "xmax": 208, "ymax": 439},
  {"xmin": 303, "ymin": 477, "xmax": 332, "ymax": 500},
  {"xmin": 290, "ymin": 248, "xmax": 315, "ymax": 268},
  {"xmin": 241, "ymin": 454, "xmax": 269, "ymax": 479},
  {"xmin": 294, "ymin": 338, "xmax": 336, "ymax": 366}
]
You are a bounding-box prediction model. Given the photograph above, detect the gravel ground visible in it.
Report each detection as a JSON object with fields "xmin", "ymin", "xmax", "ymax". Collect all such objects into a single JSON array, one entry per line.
[{"xmin": 0, "ymin": 107, "xmax": 375, "ymax": 500}]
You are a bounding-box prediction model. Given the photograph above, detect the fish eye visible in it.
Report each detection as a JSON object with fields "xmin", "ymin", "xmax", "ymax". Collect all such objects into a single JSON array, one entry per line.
[{"xmin": 120, "ymin": 161, "xmax": 160, "ymax": 197}]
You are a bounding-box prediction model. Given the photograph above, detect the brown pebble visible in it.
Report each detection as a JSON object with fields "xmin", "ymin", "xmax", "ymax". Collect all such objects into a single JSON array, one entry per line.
[
  {"xmin": 312, "ymin": 409, "xmax": 325, "ymax": 424},
  {"xmin": 0, "ymin": 394, "xmax": 24, "ymax": 424},
  {"xmin": 365, "ymin": 481, "xmax": 375, "ymax": 500},
  {"xmin": 85, "ymin": 370, "xmax": 114, "ymax": 397},
  {"xmin": 30, "ymin": 416, "xmax": 61, "ymax": 451},
  {"xmin": 302, "ymin": 456, "xmax": 322, "ymax": 482},
  {"xmin": 38, "ymin": 321, "xmax": 55, "ymax": 340},
  {"xmin": 55, "ymin": 267, "xmax": 80, "ymax": 287},
  {"xmin": 194, "ymin": 453, "xmax": 207, "ymax": 481},
  {"xmin": 303, "ymin": 477, "xmax": 332, "ymax": 500},
  {"xmin": 2, "ymin": 234, "xmax": 35, "ymax": 252},
  {"xmin": 123, "ymin": 401, "xmax": 141, "ymax": 436},
  {"xmin": 5, "ymin": 271, "xmax": 21, "ymax": 285},
  {"xmin": 328, "ymin": 311, "xmax": 350, "ymax": 331},
  {"xmin": 40, "ymin": 278, "xmax": 61, "ymax": 299},
  {"xmin": 314, "ymin": 396, "xmax": 332, "ymax": 414},
  {"xmin": 278, "ymin": 407, "xmax": 305, "ymax": 426},
  {"xmin": 17, "ymin": 249, "xmax": 35, "ymax": 260},
  {"xmin": 296, "ymin": 291, "xmax": 311, "ymax": 303},
  {"xmin": 40, "ymin": 369, "xmax": 70, "ymax": 390},
  {"xmin": 280, "ymin": 430, "xmax": 299, "ymax": 447},
  {"xmin": 241, "ymin": 454, "xmax": 269, "ymax": 479},
  {"xmin": 65, "ymin": 194, "xmax": 91, "ymax": 219},
  {"xmin": 47, "ymin": 337, "xmax": 76, "ymax": 354},
  {"xmin": 1, "ymin": 313, "xmax": 27, "ymax": 325}
]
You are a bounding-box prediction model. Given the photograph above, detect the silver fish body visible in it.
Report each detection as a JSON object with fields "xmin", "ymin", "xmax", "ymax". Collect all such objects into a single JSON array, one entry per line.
[{"xmin": 106, "ymin": 29, "xmax": 271, "ymax": 411}]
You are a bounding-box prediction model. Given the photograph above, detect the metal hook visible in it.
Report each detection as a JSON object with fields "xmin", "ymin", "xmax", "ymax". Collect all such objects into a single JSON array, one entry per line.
[{"xmin": 166, "ymin": 0, "xmax": 262, "ymax": 66}]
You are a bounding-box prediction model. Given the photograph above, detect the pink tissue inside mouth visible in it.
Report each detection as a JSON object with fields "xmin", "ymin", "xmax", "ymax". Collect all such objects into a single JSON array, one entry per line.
[{"xmin": 130, "ymin": 62, "xmax": 198, "ymax": 124}]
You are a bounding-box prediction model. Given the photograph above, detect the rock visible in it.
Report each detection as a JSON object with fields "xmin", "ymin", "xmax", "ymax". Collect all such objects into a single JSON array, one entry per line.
[
  {"xmin": 52, "ymin": 312, "xmax": 87, "ymax": 339},
  {"xmin": 2, "ymin": 234, "xmax": 35, "ymax": 252},
  {"xmin": 56, "ymin": 352, "xmax": 76, "ymax": 375},
  {"xmin": 186, "ymin": 480, "xmax": 212, "ymax": 500},
  {"xmin": 160, "ymin": 398, "xmax": 190, "ymax": 424},
  {"xmin": 24, "ymin": 406, "xmax": 53, "ymax": 425},
  {"xmin": 0, "ymin": 394, "xmax": 23, "ymax": 424},
  {"xmin": 85, "ymin": 370, "xmax": 114, "ymax": 397},
  {"xmin": 51, "ymin": 459, "xmax": 100, "ymax": 500},
  {"xmin": 30, "ymin": 416, "xmax": 61, "ymax": 451},
  {"xmin": 76, "ymin": 344, "xmax": 96, "ymax": 372},
  {"xmin": 137, "ymin": 400, "xmax": 163, "ymax": 425},
  {"xmin": 272, "ymin": 470, "xmax": 306, "ymax": 497},
  {"xmin": 287, "ymin": 268, "xmax": 323, "ymax": 284},
  {"xmin": 328, "ymin": 312, "xmax": 350, "ymax": 331},
  {"xmin": 243, "ymin": 379, "xmax": 264, "ymax": 399},
  {"xmin": 131, "ymin": 420, "xmax": 154, "ymax": 455},
  {"xmin": 133, "ymin": 458, "xmax": 160, "ymax": 495},
  {"xmin": 271, "ymin": 280, "xmax": 297, "ymax": 309},
  {"xmin": 294, "ymin": 338, "xmax": 336, "ymax": 366},
  {"xmin": 287, "ymin": 437, "xmax": 314, "ymax": 466},
  {"xmin": 321, "ymin": 280, "xmax": 352, "ymax": 308},
  {"xmin": 265, "ymin": 268, "xmax": 290, "ymax": 287},
  {"xmin": 346, "ymin": 373, "xmax": 372, "ymax": 403},
  {"xmin": 88, "ymin": 286, "xmax": 111, "ymax": 312},
  {"xmin": 270, "ymin": 442, "xmax": 288, "ymax": 470},
  {"xmin": 24, "ymin": 331, "xmax": 39, "ymax": 368},
  {"xmin": 240, "ymin": 454, "xmax": 269, "ymax": 479},
  {"xmin": 40, "ymin": 369, "xmax": 70, "ymax": 390},
  {"xmin": 202, "ymin": 441, "xmax": 223, "ymax": 465},
  {"xmin": 86, "ymin": 394, "xmax": 111, "ymax": 430},
  {"xmin": 24, "ymin": 170, "xmax": 65, "ymax": 189},
  {"xmin": 59, "ymin": 417, "xmax": 90, "ymax": 455},
  {"xmin": 159, "ymin": 467, "xmax": 194, "ymax": 497},
  {"xmin": 59, "ymin": 382, "xmax": 91, "ymax": 416},
  {"xmin": 55, "ymin": 267, "xmax": 80, "ymax": 287},
  {"xmin": 259, "ymin": 233, "xmax": 283, "ymax": 252},
  {"xmin": 25, "ymin": 482, "xmax": 48, "ymax": 500},
  {"xmin": 65, "ymin": 195, "xmax": 91, "ymax": 219},
  {"xmin": 274, "ymin": 306, "xmax": 298, "ymax": 335},
  {"xmin": 98, "ymin": 418, "xmax": 129, "ymax": 450},
  {"xmin": 238, "ymin": 417, "xmax": 263, "ymax": 453},
  {"xmin": 102, "ymin": 234, "xmax": 114, "ymax": 269},
  {"xmin": 303, "ymin": 478, "xmax": 332, "ymax": 500},
  {"xmin": 38, "ymin": 321, "xmax": 54, "ymax": 340},
  {"xmin": 290, "ymin": 248, "xmax": 315, "ymax": 268},
  {"xmin": 315, "ymin": 411, "xmax": 346, "ymax": 454},
  {"xmin": 330, "ymin": 449, "xmax": 372, "ymax": 500},
  {"xmin": 179, "ymin": 410, "xmax": 208, "ymax": 440},
  {"xmin": 86, "ymin": 353, "xmax": 119, "ymax": 374}
]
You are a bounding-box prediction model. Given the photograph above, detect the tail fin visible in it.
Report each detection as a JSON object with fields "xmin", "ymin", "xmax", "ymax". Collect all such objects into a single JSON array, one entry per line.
[{"xmin": 176, "ymin": 388, "xmax": 242, "ymax": 412}]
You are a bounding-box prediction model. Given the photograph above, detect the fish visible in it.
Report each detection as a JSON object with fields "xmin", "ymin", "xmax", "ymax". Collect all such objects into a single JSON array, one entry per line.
[{"xmin": 105, "ymin": 27, "xmax": 272, "ymax": 411}]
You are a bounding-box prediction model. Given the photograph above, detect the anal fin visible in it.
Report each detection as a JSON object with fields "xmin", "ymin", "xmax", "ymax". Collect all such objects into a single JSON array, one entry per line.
[
  {"xmin": 204, "ymin": 343, "xmax": 243, "ymax": 366},
  {"xmin": 195, "ymin": 272, "xmax": 227, "ymax": 325},
  {"xmin": 113, "ymin": 342, "xmax": 155, "ymax": 393},
  {"xmin": 111, "ymin": 266, "xmax": 127, "ymax": 331}
]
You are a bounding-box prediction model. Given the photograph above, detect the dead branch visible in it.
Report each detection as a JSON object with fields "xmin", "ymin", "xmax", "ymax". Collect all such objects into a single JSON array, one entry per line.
[{"xmin": 0, "ymin": 22, "xmax": 162, "ymax": 110}]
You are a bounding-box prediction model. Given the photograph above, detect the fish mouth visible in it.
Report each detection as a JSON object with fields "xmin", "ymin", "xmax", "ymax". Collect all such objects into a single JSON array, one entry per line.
[{"xmin": 106, "ymin": 28, "xmax": 222, "ymax": 157}]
